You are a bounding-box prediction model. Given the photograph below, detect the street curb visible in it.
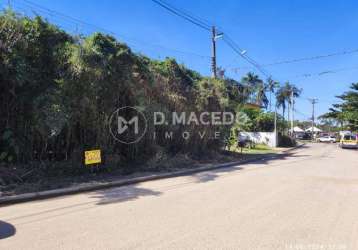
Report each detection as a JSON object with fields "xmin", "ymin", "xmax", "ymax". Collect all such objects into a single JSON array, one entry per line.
[{"xmin": 0, "ymin": 143, "xmax": 305, "ymax": 206}]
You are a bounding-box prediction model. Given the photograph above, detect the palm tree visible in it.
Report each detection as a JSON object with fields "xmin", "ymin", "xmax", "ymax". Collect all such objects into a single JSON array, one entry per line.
[
  {"xmin": 276, "ymin": 88, "xmax": 287, "ymax": 118},
  {"xmin": 242, "ymin": 72, "xmax": 262, "ymax": 94},
  {"xmin": 241, "ymin": 72, "xmax": 268, "ymax": 107},
  {"xmin": 284, "ymin": 82, "xmax": 302, "ymax": 122},
  {"xmin": 276, "ymin": 82, "xmax": 302, "ymax": 132},
  {"xmin": 256, "ymin": 82, "xmax": 269, "ymax": 109},
  {"xmin": 267, "ymin": 77, "xmax": 280, "ymax": 111}
]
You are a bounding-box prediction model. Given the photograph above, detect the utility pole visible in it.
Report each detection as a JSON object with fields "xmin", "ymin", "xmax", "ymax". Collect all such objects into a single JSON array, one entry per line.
[
  {"xmin": 274, "ymin": 104, "xmax": 278, "ymax": 147},
  {"xmin": 291, "ymin": 90, "xmax": 294, "ymax": 136},
  {"xmin": 308, "ymin": 98, "xmax": 318, "ymax": 141},
  {"xmin": 211, "ymin": 26, "xmax": 217, "ymax": 78}
]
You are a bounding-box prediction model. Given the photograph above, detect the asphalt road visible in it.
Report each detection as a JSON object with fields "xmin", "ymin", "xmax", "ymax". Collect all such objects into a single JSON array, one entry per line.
[{"xmin": 1, "ymin": 143, "xmax": 357, "ymax": 250}]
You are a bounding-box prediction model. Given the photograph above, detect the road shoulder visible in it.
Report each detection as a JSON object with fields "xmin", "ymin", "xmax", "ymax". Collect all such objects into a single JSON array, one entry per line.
[{"xmin": 0, "ymin": 143, "xmax": 305, "ymax": 206}]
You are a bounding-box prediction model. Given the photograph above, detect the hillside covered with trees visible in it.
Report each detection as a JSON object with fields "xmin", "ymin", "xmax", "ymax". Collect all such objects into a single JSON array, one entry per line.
[{"xmin": 0, "ymin": 10, "xmax": 299, "ymax": 187}]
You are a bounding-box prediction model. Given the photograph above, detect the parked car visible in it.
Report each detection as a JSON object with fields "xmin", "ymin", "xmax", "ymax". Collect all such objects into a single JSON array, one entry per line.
[
  {"xmin": 317, "ymin": 135, "xmax": 336, "ymax": 143},
  {"xmin": 295, "ymin": 133, "xmax": 305, "ymax": 139},
  {"xmin": 298, "ymin": 133, "xmax": 312, "ymax": 140},
  {"xmin": 339, "ymin": 134, "xmax": 358, "ymax": 149}
]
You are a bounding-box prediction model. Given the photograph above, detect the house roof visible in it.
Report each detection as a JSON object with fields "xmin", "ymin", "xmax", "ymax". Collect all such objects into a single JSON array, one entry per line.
[
  {"xmin": 305, "ymin": 126, "xmax": 322, "ymax": 132},
  {"xmin": 292, "ymin": 126, "xmax": 304, "ymax": 132}
]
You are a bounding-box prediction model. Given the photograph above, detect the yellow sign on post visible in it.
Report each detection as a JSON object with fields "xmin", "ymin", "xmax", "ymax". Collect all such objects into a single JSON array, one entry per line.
[{"xmin": 84, "ymin": 150, "xmax": 101, "ymax": 165}]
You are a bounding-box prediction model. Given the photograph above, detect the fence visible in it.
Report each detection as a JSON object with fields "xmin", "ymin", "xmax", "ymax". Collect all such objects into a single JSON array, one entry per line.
[{"xmin": 239, "ymin": 132, "xmax": 277, "ymax": 148}]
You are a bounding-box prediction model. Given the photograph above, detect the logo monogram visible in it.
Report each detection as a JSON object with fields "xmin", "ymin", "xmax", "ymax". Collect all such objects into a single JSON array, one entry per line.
[
  {"xmin": 117, "ymin": 116, "xmax": 139, "ymax": 134},
  {"xmin": 109, "ymin": 106, "xmax": 147, "ymax": 144}
]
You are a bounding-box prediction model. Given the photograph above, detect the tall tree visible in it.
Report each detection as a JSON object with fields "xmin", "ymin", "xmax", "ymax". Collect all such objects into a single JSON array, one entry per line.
[
  {"xmin": 321, "ymin": 83, "xmax": 358, "ymax": 131},
  {"xmin": 266, "ymin": 77, "xmax": 280, "ymax": 111},
  {"xmin": 275, "ymin": 82, "xmax": 301, "ymax": 127},
  {"xmin": 256, "ymin": 82, "xmax": 269, "ymax": 109},
  {"xmin": 276, "ymin": 88, "xmax": 287, "ymax": 119},
  {"xmin": 241, "ymin": 72, "xmax": 268, "ymax": 107}
]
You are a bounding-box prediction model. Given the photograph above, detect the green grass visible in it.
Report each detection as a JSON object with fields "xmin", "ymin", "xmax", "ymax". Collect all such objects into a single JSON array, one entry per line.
[{"xmin": 236, "ymin": 144, "xmax": 276, "ymax": 154}]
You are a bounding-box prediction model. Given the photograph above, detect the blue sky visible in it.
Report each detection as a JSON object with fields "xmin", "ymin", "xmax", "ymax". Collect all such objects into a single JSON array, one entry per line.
[{"xmin": 3, "ymin": 0, "xmax": 358, "ymax": 120}]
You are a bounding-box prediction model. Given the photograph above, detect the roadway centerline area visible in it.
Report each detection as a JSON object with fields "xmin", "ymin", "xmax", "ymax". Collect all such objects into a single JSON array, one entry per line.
[{"xmin": 1, "ymin": 143, "xmax": 357, "ymax": 250}]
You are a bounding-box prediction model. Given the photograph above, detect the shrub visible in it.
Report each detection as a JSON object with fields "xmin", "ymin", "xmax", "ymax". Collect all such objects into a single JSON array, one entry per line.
[{"xmin": 278, "ymin": 134, "xmax": 297, "ymax": 147}]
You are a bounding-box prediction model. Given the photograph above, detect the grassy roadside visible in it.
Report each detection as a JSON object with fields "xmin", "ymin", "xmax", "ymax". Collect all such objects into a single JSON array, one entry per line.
[
  {"xmin": 0, "ymin": 145, "xmax": 278, "ymax": 197},
  {"xmin": 230, "ymin": 144, "xmax": 277, "ymax": 154}
]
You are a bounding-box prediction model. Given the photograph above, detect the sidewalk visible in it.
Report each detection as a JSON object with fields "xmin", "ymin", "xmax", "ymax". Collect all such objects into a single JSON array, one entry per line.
[{"xmin": 0, "ymin": 143, "xmax": 305, "ymax": 206}]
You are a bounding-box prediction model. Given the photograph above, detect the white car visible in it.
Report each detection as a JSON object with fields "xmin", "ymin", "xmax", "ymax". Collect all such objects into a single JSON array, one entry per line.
[
  {"xmin": 339, "ymin": 134, "xmax": 358, "ymax": 149},
  {"xmin": 317, "ymin": 135, "xmax": 336, "ymax": 143}
]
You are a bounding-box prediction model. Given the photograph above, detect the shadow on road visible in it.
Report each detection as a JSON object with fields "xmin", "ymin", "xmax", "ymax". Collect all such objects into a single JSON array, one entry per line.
[
  {"xmin": 194, "ymin": 165, "xmax": 243, "ymax": 183},
  {"xmin": 91, "ymin": 186, "xmax": 161, "ymax": 205},
  {"xmin": 0, "ymin": 220, "xmax": 16, "ymax": 239},
  {"xmin": 193, "ymin": 147, "xmax": 312, "ymax": 184}
]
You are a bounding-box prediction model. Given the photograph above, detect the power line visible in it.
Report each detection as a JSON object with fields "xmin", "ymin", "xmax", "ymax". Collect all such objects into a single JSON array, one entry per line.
[
  {"xmin": 294, "ymin": 108, "xmax": 312, "ymax": 120},
  {"xmin": 9, "ymin": 2, "xmax": 87, "ymax": 32},
  {"xmin": 158, "ymin": 0, "xmax": 213, "ymax": 29},
  {"xmin": 153, "ymin": 0, "xmax": 212, "ymax": 28},
  {"xmin": 151, "ymin": 0, "xmax": 211, "ymax": 31},
  {"xmin": 13, "ymin": 0, "xmax": 281, "ymax": 82},
  {"xmin": 21, "ymin": 0, "xmax": 114, "ymax": 34},
  {"xmin": 231, "ymin": 48, "xmax": 358, "ymax": 71},
  {"xmin": 297, "ymin": 95, "xmax": 338, "ymax": 104},
  {"xmin": 292, "ymin": 65, "xmax": 358, "ymax": 79},
  {"xmin": 151, "ymin": 0, "xmax": 275, "ymax": 80},
  {"xmin": 264, "ymin": 48, "xmax": 358, "ymax": 67},
  {"xmin": 149, "ymin": 0, "xmax": 352, "ymax": 120},
  {"xmin": 9, "ymin": 0, "xmax": 211, "ymax": 59},
  {"xmin": 223, "ymin": 35, "xmax": 271, "ymax": 78}
]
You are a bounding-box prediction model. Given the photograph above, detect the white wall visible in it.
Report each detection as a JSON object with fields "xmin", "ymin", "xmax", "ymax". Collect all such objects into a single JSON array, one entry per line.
[{"xmin": 239, "ymin": 132, "xmax": 277, "ymax": 148}]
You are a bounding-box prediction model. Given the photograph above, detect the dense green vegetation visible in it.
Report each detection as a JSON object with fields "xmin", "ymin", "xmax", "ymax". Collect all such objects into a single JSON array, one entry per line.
[
  {"xmin": 320, "ymin": 83, "xmax": 358, "ymax": 131},
  {"xmin": 0, "ymin": 10, "xmax": 300, "ymax": 182}
]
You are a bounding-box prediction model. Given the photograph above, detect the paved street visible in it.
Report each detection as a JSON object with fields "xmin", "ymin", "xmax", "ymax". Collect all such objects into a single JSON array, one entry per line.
[{"xmin": 1, "ymin": 143, "xmax": 357, "ymax": 250}]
